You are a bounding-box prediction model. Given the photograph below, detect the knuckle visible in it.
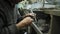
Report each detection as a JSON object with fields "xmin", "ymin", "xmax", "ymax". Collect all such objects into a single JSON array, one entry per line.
[
  {"xmin": 30, "ymin": 19, "xmax": 33, "ymax": 21},
  {"xmin": 26, "ymin": 17, "xmax": 33, "ymax": 21},
  {"xmin": 26, "ymin": 17, "xmax": 31, "ymax": 19}
]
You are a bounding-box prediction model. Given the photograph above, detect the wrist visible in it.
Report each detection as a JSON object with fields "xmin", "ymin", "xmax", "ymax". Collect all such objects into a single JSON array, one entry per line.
[
  {"xmin": 16, "ymin": 21, "xmax": 26, "ymax": 30},
  {"xmin": 16, "ymin": 24, "xmax": 20, "ymax": 30}
]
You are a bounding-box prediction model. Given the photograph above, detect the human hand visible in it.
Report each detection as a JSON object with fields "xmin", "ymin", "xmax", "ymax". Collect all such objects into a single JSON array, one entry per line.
[
  {"xmin": 16, "ymin": 17, "xmax": 33, "ymax": 29},
  {"xmin": 23, "ymin": 13, "xmax": 36, "ymax": 19}
]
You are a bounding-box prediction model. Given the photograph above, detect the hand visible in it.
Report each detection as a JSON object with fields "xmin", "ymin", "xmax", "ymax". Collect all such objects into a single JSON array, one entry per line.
[
  {"xmin": 16, "ymin": 17, "xmax": 33, "ymax": 29},
  {"xmin": 23, "ymin": 13, "xmax": 36, "ymax": 18}
]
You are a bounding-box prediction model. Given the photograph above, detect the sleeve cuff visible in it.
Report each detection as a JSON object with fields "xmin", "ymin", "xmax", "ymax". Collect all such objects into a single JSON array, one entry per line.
[{"xmin": 17, "ymin": 16, "xmax": 23, "ymax": 23}]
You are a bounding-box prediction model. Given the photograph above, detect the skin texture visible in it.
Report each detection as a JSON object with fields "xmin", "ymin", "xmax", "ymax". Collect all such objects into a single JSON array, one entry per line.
[{"xmin": 16, "ymin": 13, "xmax": 36, "ymax": 30}]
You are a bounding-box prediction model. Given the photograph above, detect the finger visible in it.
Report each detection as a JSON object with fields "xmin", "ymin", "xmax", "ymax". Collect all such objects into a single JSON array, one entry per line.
[{"xmin": 27, "ymin": 13, "xmax": 36, "ymax": 17}]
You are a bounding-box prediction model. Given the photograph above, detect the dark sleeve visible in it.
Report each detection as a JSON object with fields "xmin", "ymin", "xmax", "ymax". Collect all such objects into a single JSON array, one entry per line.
[
  {"xmin": 0, "ymin": 18, "xmax": 19, "ymax": 34},
  {"xmin": 17, "ymin": 16, "xmax": 23, "ymax": 23}
]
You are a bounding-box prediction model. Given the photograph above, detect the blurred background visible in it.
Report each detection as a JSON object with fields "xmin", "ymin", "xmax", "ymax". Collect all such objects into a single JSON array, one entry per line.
[{"xmin": 16, "ymin": 0, "xmax": 60, "ymax": 34}]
